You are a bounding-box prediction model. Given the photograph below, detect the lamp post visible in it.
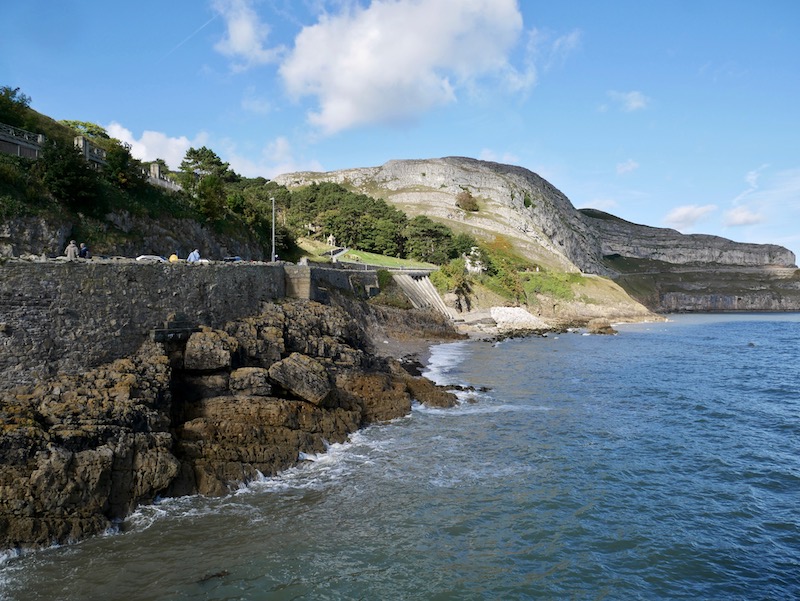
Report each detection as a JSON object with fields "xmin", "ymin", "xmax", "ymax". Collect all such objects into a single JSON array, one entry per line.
[{"xmin": 270, "ymin": 196, "xmax": 276, "ymax": 262}]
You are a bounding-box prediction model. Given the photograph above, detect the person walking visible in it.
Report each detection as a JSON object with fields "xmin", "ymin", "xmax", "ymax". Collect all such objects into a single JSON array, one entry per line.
[{"xmin": 65, "ymin": 240, "xmax": 78, "ymax": 261}]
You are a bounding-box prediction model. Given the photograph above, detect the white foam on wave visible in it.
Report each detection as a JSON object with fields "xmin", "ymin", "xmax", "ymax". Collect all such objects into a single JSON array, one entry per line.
[
  {"xmin": 429, "ymin": 457, "xmax": 539, "ymax": 488},
  {"xmin": 423, "ymin": 340, "xmax": 472, "ymax": 385},
  {"xmin": 244, "ymin": 429, "xmax": 394, "ymax": 494},
  {"xmin": 413, "ymin": 400, "xmax": 552, "ymax": 417}
]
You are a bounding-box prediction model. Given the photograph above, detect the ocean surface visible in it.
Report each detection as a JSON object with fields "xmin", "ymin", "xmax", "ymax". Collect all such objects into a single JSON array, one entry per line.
[{"xmin": 1, "ymin": 313, "xmax": 799, "ymax": 600}]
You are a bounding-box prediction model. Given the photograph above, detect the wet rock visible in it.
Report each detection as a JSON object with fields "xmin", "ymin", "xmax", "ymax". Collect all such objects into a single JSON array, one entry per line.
[{"xmin": 587, "ymin": 318, "xmax": 617, "ymax": 335}]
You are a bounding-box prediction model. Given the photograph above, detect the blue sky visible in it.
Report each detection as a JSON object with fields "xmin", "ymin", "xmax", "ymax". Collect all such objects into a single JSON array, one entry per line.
[{"xmin": 2, "ymin": 1, "xmax": 799, "ymax": 257}]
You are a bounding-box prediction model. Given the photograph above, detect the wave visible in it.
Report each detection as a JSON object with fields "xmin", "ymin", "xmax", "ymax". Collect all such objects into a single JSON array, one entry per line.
[{"xmin": 422, "ymin": 340, "xmax": 473, "ymax": 385}]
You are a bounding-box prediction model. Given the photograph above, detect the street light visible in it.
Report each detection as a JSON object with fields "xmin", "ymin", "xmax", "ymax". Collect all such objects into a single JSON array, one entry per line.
[{"xmin": 270, "ymin": 195, "xmax": 276, "ymax": 262}]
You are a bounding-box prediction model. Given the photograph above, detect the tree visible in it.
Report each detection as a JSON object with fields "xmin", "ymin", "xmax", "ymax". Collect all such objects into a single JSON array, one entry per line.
[
  {"xmin": 59, "ymin": 120, "xmax": 110, "ymax": 139},
  {"xmin": 195, "ymin": 174, "xmax": 226, "ymax": 221},
  {"xmin": 178, "ymin": 146, "xmax": 237, "ymax": 193},
  {"xmin": 0, "ymin": 86, "xmax": 31, "ymax": 128},
  {"xmin": 36, "ymin": 137, "xmax": 101, "ymax": 213},
  {"xmin": 450, "ymin": 232, "xmax": 478, "ymax": 257},
  {"xmin": 104, "ymin": 142, "xmax": 146, "ymax": 190},
  {"xmin": 404, "ymin": 215, "xmax": 453, "ymax": 264}
]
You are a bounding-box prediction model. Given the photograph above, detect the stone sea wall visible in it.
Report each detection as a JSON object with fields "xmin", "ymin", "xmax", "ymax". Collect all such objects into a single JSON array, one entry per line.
[{"xmin": 0, "ymin": 260, "xmax": 284, "ymax": 390}]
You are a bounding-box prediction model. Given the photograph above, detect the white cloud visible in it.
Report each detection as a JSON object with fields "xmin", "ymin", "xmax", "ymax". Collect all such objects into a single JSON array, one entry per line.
[
  {"xmin": 279, "ymin": 0, "xmax": 525, "ymax": 134},
  {"xmin": 608, "ymin": 90, "xmax": 650, "ymax": 112},
  {"xmin": 616, "ymin": 159, "xmax": 639, "ymax": 175},
  {"xmin": 223, "ymin": 136, "xmax": 323, "ymax": 179},
  {"xmin": 106, "ymin": 122, "xmax": 208, "ymax": 170},
  {"xmin": 724, "ymin": 206, "xmax": 764, "ymax": 227},
  {"xmin": 663, "ymin": 204, "xmax": 717, "ymax": 230},
  {"xmin": 213, "ymin": 0, "xmax": 283, "ymax": 71}
]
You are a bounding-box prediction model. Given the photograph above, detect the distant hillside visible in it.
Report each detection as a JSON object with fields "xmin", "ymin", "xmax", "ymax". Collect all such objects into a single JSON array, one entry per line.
[{"xmin": 276, "ymin": 157, "xmax": 800, "ymax": 311}]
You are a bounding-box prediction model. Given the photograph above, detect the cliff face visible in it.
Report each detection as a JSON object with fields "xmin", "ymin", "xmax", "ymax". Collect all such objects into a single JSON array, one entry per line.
[
  {"xmin": 0, "ymin": 300, "xmax": 459, "ymax": 550},
  {"xmin": 275, "ymin": 157, "xmax": 800, "ymax": 311},
  {"xmin": 579, "ymin": 209, "xmax": 794, "ymax": 267}
]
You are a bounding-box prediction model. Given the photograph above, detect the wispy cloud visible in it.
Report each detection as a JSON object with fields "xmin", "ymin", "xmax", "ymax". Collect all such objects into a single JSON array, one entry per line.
[
  {"xmin": 607, "ymin": 90, "xmax": 650, "ymax": 112},
  {"xmin": 616, "ymin": 159, "xmax": 639, "ymax": 175},
  {"xmin": 584, "ymin": 197, "xmax": 619, "ymax": 211},
  {"xmin": 724, "ymin": 206, "xmax": 764, "ymax": 227},
  {"xmin": 724, "ymin": 166, "xmax": 800, "ymax": 228},
  {"xmin": 279, "ymin": 0, "xmax": 529, "ymax": 134},
  {"xmin": 527, "ymin": 27, "xmax": 581, "ymax": 73},
  {"xmin": 222, "ymin": 136, "xmax": 322, "ymax": 178},
  {"xmin": 212, "ymin": 0, "xmax": 283, "ymax": 71},
  {"xmin": 664, "ymin": 204, "xmax": 717, "ymax": 230},
  {"xmin": 479, "ymin": 148, "xmax": 520, "ymax": 165},
  {"xmin": 241, "ymin": 87, "xmax": 272, "ymax": 114}
]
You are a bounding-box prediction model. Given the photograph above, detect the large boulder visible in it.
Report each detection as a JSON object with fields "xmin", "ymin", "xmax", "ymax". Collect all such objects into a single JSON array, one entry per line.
[
  {"xmin": 183, "ymin": 330, "xmax": 239, "ymax": 371},
  {"xmin": 268, "ymin": 353, "xmax": 331, "ymax": 405}
]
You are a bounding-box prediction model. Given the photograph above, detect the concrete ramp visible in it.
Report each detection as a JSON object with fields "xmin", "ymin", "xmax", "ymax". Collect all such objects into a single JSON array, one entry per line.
[{"xmin": 392, "ymin": 274, "xmax": 454, "ymax": 319}]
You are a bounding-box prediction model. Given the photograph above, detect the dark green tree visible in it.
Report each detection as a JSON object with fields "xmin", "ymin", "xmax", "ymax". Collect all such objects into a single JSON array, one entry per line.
[
  {"xmin": 0, "ymin": 86, "xmax": 31, "ymax": 128},
  {"xmin": 450, "ymin": 232, "xmax": 478, "ymax": 257},
  {"xmin": 195, "ymin": 173, "xmax": 226, "ymax": 221},
  {"xmin": 104, "ymin": 142, "xmax": 146, "ymax": 190},
  {"xmin": 178, "ymin": 146, "xmax": 237, "ymax": 193},
  {"xmin": 404, "ymin": 215, "xmax": 453, "ymax": 264},
  {"xmin": 35, "ymin": 137, "xmax": 101, "ymax": 213}
]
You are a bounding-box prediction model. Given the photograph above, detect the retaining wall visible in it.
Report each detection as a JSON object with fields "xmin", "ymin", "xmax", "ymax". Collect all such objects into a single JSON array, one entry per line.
[{"xmin": 0, "ymin": 260, "xmax": 284, "ymax": 389}]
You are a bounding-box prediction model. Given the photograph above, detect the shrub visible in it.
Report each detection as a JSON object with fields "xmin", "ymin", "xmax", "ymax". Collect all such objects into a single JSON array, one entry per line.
[{"xmin": 456, "ymin": 190, "xmax": 479, "ymax": 212}]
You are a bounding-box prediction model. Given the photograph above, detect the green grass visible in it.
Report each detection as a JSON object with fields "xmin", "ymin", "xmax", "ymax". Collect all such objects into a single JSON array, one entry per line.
[{"xmin": 339, "ymin": 249, "xmax": 436, "ymax": 269}]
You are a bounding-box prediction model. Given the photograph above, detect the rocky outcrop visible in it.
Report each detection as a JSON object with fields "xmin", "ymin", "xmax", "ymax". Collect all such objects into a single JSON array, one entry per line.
[{"xmin": 0, "ymin": 300, "xmax": 458, "ymax": 550}]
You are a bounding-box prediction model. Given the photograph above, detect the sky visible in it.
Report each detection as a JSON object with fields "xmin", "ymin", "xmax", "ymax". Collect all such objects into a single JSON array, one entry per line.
[{"xmin": 2, "ymin": 0, "xmax": 799, "ymax": 257}]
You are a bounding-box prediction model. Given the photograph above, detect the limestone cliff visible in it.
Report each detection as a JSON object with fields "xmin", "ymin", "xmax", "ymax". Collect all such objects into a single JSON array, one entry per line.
[
  {"xmin": 0, "ymin": 300, "xmax": 459, "ymax": 550},
  {"xmin": 275, "ymin": 157, "xmax": 800, "ymax": 312}
]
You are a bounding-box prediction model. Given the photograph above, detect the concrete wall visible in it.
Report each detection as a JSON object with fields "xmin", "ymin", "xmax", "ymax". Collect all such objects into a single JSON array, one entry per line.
[
  {"xmin": 285, "ymin": 264, "xmax": 380, "ymax": 302},
  {"xmin": 0, "ymin": 260, "xmax": 284, "ymax": 389}
]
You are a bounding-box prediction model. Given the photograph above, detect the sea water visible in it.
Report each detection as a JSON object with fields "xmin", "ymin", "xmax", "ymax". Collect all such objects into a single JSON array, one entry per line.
[{"xmin": 1, "ymin": 313, "xmax": 798, "ymax": 600}]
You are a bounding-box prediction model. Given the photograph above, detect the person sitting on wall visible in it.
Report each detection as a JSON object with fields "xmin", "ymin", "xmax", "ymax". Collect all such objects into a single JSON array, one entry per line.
[
  {"xmin": 187, "ymin": 248, "xmax": 200, "ymax": 263},
  {"xmin": 78, "ymin": 243, "xmax": 91, "ymax": 259},
  {"xmin": 169, "ymin": 251, "xmax": 180, "ymax": 262},
  {"xmin": 65, "ymin": 240, "xmax": 78, "ymax": 261}
]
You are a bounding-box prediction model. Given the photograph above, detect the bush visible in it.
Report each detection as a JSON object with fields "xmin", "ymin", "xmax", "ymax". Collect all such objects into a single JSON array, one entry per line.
[
  {"xmin": 456, "ymin": 190, "xmax": 479, "ymax": 212},
  {"xmin": 521, "ymin": 271, "xmax": 585, "ymax": 302}
]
